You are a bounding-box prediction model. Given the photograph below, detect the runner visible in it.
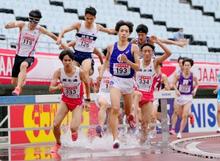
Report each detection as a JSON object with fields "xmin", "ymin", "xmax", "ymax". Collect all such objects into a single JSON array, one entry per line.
[
  {"xmin": 4, "ymin": 9, "xmax": 58, "ymax": 96},
  {"xmin": 49, "ymin": 49, "xmax": 91, "ymax": 153},
  {"xmin": 100, "ymin": 20, "xmax": 140, "ymax": 149},
  {"xmin": 170, "ymin": 58, "xmax": 199, "ymax": 139},
  {"xmin": 95, "ymin": 65, "xmax": 111, "ymax": 137},
  {"xmin": 133, "ymin": 36, "xmax": 172, "ymax": 144}
]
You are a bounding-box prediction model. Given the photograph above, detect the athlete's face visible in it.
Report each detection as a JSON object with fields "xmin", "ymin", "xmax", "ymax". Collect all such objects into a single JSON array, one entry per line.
[
  {"xmin": 62, "ymin": 55, "xmax": 73, "ymax": 67},
  {"xmin": 118, "ymin": 25, "xmax": 130, "ymax": 40},
  {"xmin": 142, "ymin": 46, "xmax": 153, "ymax": 61},
  {"xmin": 85, "ymin": 14, "xmax": 95, "ymax": 25},
  {"xmin": 137, "ymin": 32, "xmax": 147, "ymax": 45},
  {"xmin": 28, "ymin": 17, "xmax": 40, "ymax": 28},
  {"xmin": 183, "ymin": 61, "xmax": 192, "ymax": 73}
]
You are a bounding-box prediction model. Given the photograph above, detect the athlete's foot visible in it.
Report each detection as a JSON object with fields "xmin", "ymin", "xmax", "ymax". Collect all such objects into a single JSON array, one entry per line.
[
  {"xmin": 177, "ymin": 132, "xmax": 182, "ymax": 139},
  {"xmin": 51, "ymin": 152, "xmax": 61, "ymax": 160},
  {"xmin": 189, "ymin": 114, "xmax": 194, "ymax": 126},
  {"xmin": 169, "ymin": 128, "xmax": 176, "ymax": 135},
  {"xmin": 12, "ymin": 87, "xmax": 21, "ymax": 96},
  {"xmin": 96, "ymin": 125, "xmax": 103, "ymax": 138},
  {"xmin": 71, "ymin": 132, "xmax": 78, "ymax": 141},
  {"xmin": 127, "ymin": 114, "xmax": 136, "ymax": 129},
  {"xmin": 113, "ymin": 139, "xmax": 120, "ymax": 149},
  {"xmin": 50, "ymin": 143, "xmax": 61, "ymax": 153}
]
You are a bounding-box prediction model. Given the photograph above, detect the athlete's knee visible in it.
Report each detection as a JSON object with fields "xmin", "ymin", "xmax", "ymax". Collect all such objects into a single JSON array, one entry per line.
[
  {"xmin": 181, "ymin": 113, "xmax": 188, "ymax": 119},
  {"xmin": 20, "ymin": 63, "xmax": 28, "ymax": 71},
  {"xmin": 111, "ymin": 107, "xmax": 120, "ymax": 115},
  {"xmin": 53, "ymin": 121, "xmax": 61, "ymax": 130}
]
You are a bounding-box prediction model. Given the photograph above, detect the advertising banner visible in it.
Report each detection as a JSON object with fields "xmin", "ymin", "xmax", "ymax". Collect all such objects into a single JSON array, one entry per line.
[
  {"xmin": 9, "ymin": 103, "xmax": 98, "ymax": 144},
  {"xmin": 1, "ymin": 48, "xmax": 220, "ymax": 88}
]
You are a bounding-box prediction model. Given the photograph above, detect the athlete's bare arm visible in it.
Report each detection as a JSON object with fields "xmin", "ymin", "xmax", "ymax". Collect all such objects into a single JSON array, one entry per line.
[
  {"xmin": 97, "ymin": 24, "xmax": 116, "ymax": 35},
  {"xmin": 162, "ymin": 74, "xmax": 170, "ymax": 90},
  {"xmin": 80, "ymin": 69, "xmax": 91, "ymax": 100},
  {"xmin": 192, "ymin": 76, "xmax": 199, "ymax": 96},
  {"xmin": 158, "ymin": 38, "xmax": 188, "ymax": 48},
  {"xmin": 5, "ymin": 21, "xmax": 25, "ymax": 30},
  {"xmin": 49, "ymin": 69, "xmax": 62, "ymax": 93},
  {"xmin": 173, "ymin": 74, "xmax": 180, "ymax": 96},
  {"xmin": 99, "ymin": 45, "xmax": 112, "ymax": 79},
  {"xmin": 40, "ymin": 27, "xmax": 58, "ymax": 42},
  {"xmin": 57, "ymin": 22, "xmax": 80, "ymax": 44},
  {"xmin": 152, "ymin": 36, "xmax": 172, "ymax": 66}
]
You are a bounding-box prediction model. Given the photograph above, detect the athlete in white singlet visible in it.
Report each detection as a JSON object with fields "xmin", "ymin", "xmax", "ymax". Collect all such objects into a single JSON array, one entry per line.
[
  {"xmin": 5, "ymin": 9, "xmax": 58, "ymax": 96},
  {"xmin": 49, "ymin": 49, "xmax": 91, "ymax": 153}
]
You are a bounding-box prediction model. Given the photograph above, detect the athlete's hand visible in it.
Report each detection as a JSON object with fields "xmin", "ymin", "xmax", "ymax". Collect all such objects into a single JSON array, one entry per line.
[
  {"xmin": 57, "ymin": 83, "xmax": 63, "ymax": 90},
  {"xmin": 150, "ymin": 35, "xmax": 159, "ymax": 44},
  {"xmin": 175, "ymin": 90, "xmax": 181, "ymax": 97},
  {"xmin": 192, "ymin": 90, "xmax": 197, "ymax": 96},
  {"xmin": 97, "ymin": 75, "xmax": 103, "ymax": 82},
  {"xmin": 120, "ymin": 54, "xmax": 128, "ymax": 63},
  {"xmin": 56, "ymin": 37, "xmax": 62, "ymax": 45}
]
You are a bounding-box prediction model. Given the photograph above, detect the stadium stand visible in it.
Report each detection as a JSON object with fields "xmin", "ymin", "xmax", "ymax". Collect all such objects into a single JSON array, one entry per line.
[{"xmin": 0, "ymin": 0, "xmax": 220, "ymax": 62}]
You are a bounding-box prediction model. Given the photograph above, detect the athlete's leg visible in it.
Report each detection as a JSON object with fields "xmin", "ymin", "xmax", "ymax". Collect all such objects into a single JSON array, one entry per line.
[
  {"xmin": 109, "ymin": 87, "xmax": 121, "ymax": 142},
  {"xmin": 97, "ymin": 96, "xmax": 108, "ymax": 127},
  {"xmin": 53, "ymin": 101, "xmax": 69, "ymax": 145},
  {"xmin": 178, "ymin": 102, "xmax": 191, "ymax": 138},
  {"xmin": 70, "ymin": 105, "xmax": 83, "ymax": 141},
  {"xmin": 140, "ymin": 102, "xmax": 153, "ymax": 144},
  {"xmin": 170, "ymin": 99, "xmax": 181, "ymax": 134}
]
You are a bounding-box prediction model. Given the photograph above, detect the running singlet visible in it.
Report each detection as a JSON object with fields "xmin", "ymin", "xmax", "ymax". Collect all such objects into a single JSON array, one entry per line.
[
  {"xmin": 110, "ymin": 42, "xmax": 135, "ymax": 78},
  {"xmin": 17, "ymin": 22, "xmax": 41, "ymax": 57},
  {"xmin": 136, "ymin": 59, "xmax": 157, "ymax": 93},
  {"xmin": 177, "ymin": 72, "xmax": 193, "ymax": 95},
  {"xmin": 60, "ymin": 67, "xmax": 83, "ymax": 99},
  {"xmin": 99, "ymin": 70, "xmax": 111, "ymax": 93},
  {"xmin": 74, "ymin": 21, "xmax": 98, "ymax": 52}
]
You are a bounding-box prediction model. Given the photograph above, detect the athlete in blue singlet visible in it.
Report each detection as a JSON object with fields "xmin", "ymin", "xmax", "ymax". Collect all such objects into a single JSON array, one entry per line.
[{"xmin": 100, "ymin": 20, "xmax": 140, "ymax": 149}]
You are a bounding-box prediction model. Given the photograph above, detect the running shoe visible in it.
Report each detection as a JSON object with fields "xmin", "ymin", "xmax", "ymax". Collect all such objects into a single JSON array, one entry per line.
[
  {"xmin": 169, "ymin": 128, "xmax": 176, "ymax": 135},
  {"xmin": 12, "ymin": 87, "xmax": 21, "ymax": 96},
  {"xmin": 50, "ymin": 144, "xmax": 61, "ymax": 153},
  {"xmin": 127, "ymin": 114, "xmax": 136, "ymax": 128},
  {"xmin": 96, "ymin": 125, "xmax": 103, "ymax": 138},
  {"xmin": 217, "ymin": 128, "xmax": 220, "ymax": 133},
  {"xmin": 177, "ymin": 132, "xmax": 182, "ymax": 139},
  {"xmin": 71, "ymin": 132, "xmax": 78, "ymax": 141},
  {"xmin": 113, "ymin": 139, "xmax": 120, "ymax": 149},
  {"xmin": 189, "ymin": 114, "xmax": 194, "ymax": 126}
]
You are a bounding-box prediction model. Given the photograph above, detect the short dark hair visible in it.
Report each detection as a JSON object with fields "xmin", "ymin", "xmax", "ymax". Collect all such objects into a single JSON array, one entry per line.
[
  {"xmin": 136, "ymin": 24, "xmax": 148, "ymax": 34},
  {"xmin": 59, "ymin": 49, "xmax": 75, "ymax": 61},
  {"xmin": 182, "ymin": 58, "xmax": 194, "ymax": 66},
  {"xmin": 177, "ymin": 56, "xmax": 187, "ymax": 62},
  {"xmin": 141, "ymin": 43, "xmax": 155, "ymax": 51},
  {"xmin": 115, "ymin": 20, "xmax": 133, "ymax": 33},
  {"xmin": 29, "ymin": 9, "xmax": 42, "ymax": 19},
  {"xmin": 85, "ymin": 6, "xmax": 97, "ymax": 16}
]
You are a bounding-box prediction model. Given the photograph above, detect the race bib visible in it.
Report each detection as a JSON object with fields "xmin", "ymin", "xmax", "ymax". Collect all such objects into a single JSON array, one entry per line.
[
  {"xmin": 113, "ymin": 63, "xmax": 131, "ymax": 76},
  {"xmin": 179, "ymin": 85, "xmax": 190, "ymax": 93},
  {"xmin": 63, "ymin": 86, "xmax": 80, "ymax": 98},
  {"xmin": 137, "ymin": 75, "xmax": 152, "ymax": 92},
  {"xmin": 22, "ymin": 37, "xmax": 33, "ymax": 46}
]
